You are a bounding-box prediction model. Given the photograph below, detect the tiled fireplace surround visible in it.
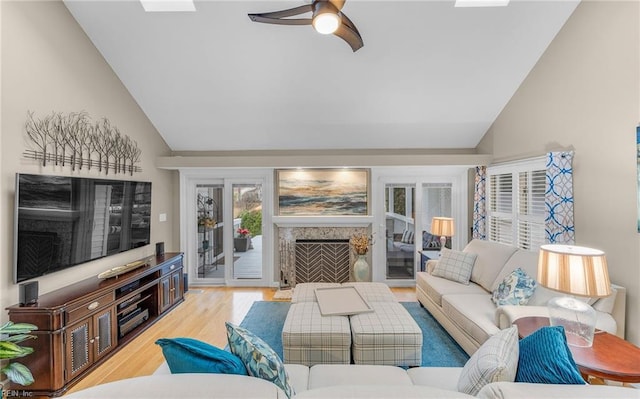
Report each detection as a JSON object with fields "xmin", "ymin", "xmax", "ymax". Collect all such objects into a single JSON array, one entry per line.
[{"xmin": 278, "ymin": 225, "xmax": 370, "ymax": 287}]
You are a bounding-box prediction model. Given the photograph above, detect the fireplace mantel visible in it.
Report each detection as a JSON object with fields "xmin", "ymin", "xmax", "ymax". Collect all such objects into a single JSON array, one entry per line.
[{"xmin": 273, "ymin": 216, "xmax": 373, "ymax": 228}]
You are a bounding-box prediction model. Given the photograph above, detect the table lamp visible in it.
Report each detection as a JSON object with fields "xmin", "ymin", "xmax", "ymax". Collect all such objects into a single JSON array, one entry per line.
[
  {"xmin": 431, "ymin": 217, "xmax": 454, "ymax": 250},
  {"xmin": 537, "ymin": 244, "xmax": 611, "ymax": 347}
]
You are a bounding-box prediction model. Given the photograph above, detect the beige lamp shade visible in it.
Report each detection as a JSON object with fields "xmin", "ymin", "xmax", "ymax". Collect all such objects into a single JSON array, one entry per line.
[
  {"xmin": 537, "ymin": 244, "xmax": 611, "ymax": 298},
  {"xmin": 431, "ymin": 217, "xmax": 455, "ymax": 237}
]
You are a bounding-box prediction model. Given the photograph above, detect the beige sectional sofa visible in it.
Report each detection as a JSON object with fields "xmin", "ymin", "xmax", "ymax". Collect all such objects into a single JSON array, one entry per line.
[
  {"xmin": 65, "ymin": 363, "xmax": 639, "ymax": 398},
  {"xmin": 416, "ymin": 239, "xmax": 626, "ymax": 355}
]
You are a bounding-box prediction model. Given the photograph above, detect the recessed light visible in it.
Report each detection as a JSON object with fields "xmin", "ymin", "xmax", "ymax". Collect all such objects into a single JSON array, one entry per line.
[
  {"xmin": 140, "ymin": 0, "xmax": 196, "ymax": 12},
  {"xmin": 455, "ymin": 0, "xmax": 510, "ymax": 7}
]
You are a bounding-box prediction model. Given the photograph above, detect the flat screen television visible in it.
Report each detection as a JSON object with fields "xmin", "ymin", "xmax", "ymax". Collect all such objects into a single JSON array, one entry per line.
[{"xmin": 14, "ymin": 173, "xmax": 152, "ymax": 283}]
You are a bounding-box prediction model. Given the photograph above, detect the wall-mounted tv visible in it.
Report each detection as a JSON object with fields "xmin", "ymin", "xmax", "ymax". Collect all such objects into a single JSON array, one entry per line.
[{"xmin": 14, "ymin": 174, "xmax": 152, "ymax": 283}]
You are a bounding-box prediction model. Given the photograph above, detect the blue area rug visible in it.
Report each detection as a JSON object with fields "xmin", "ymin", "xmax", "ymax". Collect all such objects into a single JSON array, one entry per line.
[{"xmin": 239, "ymin": 301, "xmax": 469, "ymax": 367}]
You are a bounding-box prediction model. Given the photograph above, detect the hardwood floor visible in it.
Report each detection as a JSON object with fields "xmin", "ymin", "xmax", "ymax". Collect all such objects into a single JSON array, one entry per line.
[{"xmin": 65, "ymin": 286, "xmax": 416, "ymax": 395}]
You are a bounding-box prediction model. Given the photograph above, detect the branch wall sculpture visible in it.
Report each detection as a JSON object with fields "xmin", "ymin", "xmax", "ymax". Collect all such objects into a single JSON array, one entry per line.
[{"xmin": 23, "ymin": 111, "xmax": 142, "ymax": 175}]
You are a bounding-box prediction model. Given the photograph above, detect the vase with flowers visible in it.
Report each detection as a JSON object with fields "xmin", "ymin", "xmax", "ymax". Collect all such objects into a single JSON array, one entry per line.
[
  {"xmin": 234, "ymin": 228, "xmax": 252, "ymax": 252},
  {"xmin": 350, "ymin": 233, "xmax": 372, "ymax": 282}
]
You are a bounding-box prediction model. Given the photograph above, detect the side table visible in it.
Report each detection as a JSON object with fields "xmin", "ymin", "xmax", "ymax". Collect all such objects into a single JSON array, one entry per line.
[{"xmin": 513, "ymin": 316, "xmax": 640, "ymax": 384}]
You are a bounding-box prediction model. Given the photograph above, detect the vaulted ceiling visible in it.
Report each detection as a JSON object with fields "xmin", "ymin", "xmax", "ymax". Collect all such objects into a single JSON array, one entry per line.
[{"xmin": 64, "ymin": 0, "xmax": 579, "ymax": 152}]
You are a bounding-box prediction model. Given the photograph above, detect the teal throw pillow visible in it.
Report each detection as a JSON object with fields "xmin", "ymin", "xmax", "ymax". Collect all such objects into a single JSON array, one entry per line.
[
  {"xmin": 515, "ymin": 326, "xmax": 585, "ymax": 384},
  {"xmin": 155, "ymin": 337, "xmax": 247, "ymax": 375},
  {"xmin": 225, "ymin": 322, "xmax": 295, "ymax": 399},
  {"xmin": 492, "ymin": 268, "xmax": 537, "ymax": 306}
]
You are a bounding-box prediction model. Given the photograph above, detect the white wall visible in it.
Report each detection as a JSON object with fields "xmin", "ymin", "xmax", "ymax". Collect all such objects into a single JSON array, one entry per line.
[
  {"xmin": 478, "ymin": 1, "xmax": 640, "ymax": 344},
  {"xmin": 0, "ymin": 1, "xmax": 177, "ymax": 320}
]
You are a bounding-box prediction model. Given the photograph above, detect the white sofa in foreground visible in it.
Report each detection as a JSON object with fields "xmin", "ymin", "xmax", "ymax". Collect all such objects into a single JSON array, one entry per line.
[
  {"xmin": 63, "ymin": 363, "xmax": 638, "ymax": 398},
  {"xmin": 416, "ymin": 239, "xmax": 626, "ymax": 355}
]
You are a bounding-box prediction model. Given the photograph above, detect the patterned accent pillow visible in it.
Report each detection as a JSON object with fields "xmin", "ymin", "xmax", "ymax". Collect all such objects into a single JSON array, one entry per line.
[
  {"xmin": 491, "ymin": 268, "xmax": 537, "ymax": 306},
  {"xmin": 431, "ymin": 248, "xmax": 477, "ymax": 285},
  {"xmin": 515, "ymin": 326, "xmax": 585, "ymax": 384},
  {"xmin": 457, "ymin": 326, "xmax": 519, "ymax": 396},
  {"xmin": 225, "ymin": 322, "xmax": 295, "ymax": 398}
]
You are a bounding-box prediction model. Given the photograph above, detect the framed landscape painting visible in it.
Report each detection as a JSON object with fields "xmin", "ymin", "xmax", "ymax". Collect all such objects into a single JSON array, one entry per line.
[{"xmin": 277, "ymin": 169, "xmax": 369, "ymax": 216}]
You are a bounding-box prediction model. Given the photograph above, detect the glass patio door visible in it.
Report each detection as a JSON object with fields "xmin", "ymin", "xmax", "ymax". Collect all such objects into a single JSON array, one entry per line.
[
  {"xmin": 384, "ymin": 184, "xmax": 416, "ymax": 279},
  {"xmin": 420, "ymin": 183, "xmax": 453, "ymax": 269},
  {"xmin": 196, "ymin": 184, "xmax": 224, "ymax": 280},
  {"xmin": 231, "ymin": 183, "xmax": 263, "ymax": 280}
]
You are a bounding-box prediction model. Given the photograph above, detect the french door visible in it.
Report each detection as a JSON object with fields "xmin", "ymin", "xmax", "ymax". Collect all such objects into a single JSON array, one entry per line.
[
  {"xmin": 376, "ymin": 168, "xmax": 466, "ymax": 283},
  {"xmin": 181, "ymin": 170, "xmax": 272, "ymax": 287}
]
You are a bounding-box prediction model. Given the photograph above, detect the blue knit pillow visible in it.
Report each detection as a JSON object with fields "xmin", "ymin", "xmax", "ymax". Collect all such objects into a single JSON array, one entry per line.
[
  {"xmin": 156, "ymin": 337, "xmax": 247, "ymax": 375},
  {"xmin": 515, "ymin": 326, "xmax": 585, "ymax": 384}
]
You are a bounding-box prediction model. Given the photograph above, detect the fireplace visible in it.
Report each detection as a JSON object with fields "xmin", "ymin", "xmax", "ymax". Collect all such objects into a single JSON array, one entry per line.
[
  {"xmin": 278, "ymin": 226, "xmax": 369, "ymax": 287},
  {"xmin": 294, "ymin": 239, "xmax": 350, "ymax": 284}
]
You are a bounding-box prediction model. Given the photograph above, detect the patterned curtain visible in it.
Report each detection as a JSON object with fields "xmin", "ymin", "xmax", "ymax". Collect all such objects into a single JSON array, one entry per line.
[
  {"xmin": 472, "ymin": 166, "xmax": 487, "ymax": 240},
  {"xmin": 545, "ymin": 151, "xmax": 575, "ymax": 244}
]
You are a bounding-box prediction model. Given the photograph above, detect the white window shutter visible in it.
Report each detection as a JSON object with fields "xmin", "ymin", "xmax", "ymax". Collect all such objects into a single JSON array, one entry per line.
[{"xmin": 487, "ymin": 158, "xmax": 545, "ymax": 251}]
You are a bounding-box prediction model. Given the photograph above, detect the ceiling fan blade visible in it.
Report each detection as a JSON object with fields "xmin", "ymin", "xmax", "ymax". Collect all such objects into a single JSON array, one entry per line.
[
  {"xmin": 248, "ymin": 4, "xmax": 312, "ymax": 21},
  {"xmin": 333, "ymin": 12, "xmax": 363, "ymax": 52},
  {"xmin": 329, "ymin": 0, "xmax": 346, "ymax": 11},
  {"xmin": 248, "ymin": 15, "xmax": 312, "ymax": 26}
]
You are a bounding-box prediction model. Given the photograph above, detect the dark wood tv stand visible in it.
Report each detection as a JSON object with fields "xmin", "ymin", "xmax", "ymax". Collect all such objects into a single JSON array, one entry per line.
[{"xmin": 6, "ymin": 252, "xmax": 184, "ymax": 397}]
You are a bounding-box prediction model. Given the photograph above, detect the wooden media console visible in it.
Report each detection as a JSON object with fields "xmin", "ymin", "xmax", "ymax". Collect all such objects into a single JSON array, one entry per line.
[{"xmin": 6, "ymin": 252, "xmax": 185, "ymax": 397}]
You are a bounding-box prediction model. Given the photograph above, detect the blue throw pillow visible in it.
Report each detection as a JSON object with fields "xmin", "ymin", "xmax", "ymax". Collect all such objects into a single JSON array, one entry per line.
[
  {"xmin": 156, "ymin": 337, "xmax": 247, "ymax": 375},
  {"xmin": 515, "ymin": 326, "xmax": 585, "ymax": 384}
]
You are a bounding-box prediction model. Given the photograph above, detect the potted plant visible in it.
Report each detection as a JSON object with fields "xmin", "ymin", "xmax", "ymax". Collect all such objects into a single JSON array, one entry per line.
[
  {"xmin": 0, "ymin": 321, "xmax": 37, "ymax": 387},
  {"xmin": 234, "ymin": 228, "xmax": 251, "ymax": 252}
]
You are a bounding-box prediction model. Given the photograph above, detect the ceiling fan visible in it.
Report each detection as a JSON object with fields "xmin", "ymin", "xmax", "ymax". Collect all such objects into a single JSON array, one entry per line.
[{"xmin": 248, "ymin": 0, "xmax": 364, "ymax": 52}]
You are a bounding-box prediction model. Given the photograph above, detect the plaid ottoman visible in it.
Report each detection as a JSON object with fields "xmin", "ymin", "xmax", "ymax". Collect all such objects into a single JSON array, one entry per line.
[
  {"xmin": 342, "ymin": 282, "xmax": 398, "ymax": 303},
  {"xmin": 282, "ymin": 302, "xmax": 351, "ymax": 366},
  {"xmin": 291, "ymin": 282, "xmax": 341, "ymax": 303},
  {"xmin": 350, "ymin": 301, "xmax": 423, "ymax": 367}
]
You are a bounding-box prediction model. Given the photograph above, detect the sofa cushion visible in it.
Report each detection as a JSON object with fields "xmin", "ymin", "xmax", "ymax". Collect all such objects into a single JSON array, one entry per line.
[
  {"xmin": 225, "ymin": 322, "xmax": 295, "ymax": 398},
  {"xmin": 441, "ymin": 294, "xmax": 500, "ymax": 345},
  {"xmin": 284, "ymin": 364, "xmax": 310, "ymax": 394},
  {"xmin": 490, "ymin": 250, "xmax": 539, "ymax": 292},
  {"xmin": 457, "ymin": 326, "xmax": 519, "ymax": 396},
  {"xmin": 155, "ymin": 337, "xmax": 247, "ymax": 375},
  {"xmin": 491, "ymin": 268, "xmax": 537, "ymax": 306},
  {"xmin": 515, "ymin": 326, "xmax": 585, "ymax": 385},
  {"xmin": 464, "ymin": 240, "xmax": 518, "ymax": 291},
  {"xmin": 62, "ymin": 374, "xmax": 287, "ymax": 399},
  {"xmin": 477, "ymin": 382, "xmax": 640, "ymax": 399},
  {"xmin": 295, "ymin": 385, "xmax": 477, "ymax": 398},
  {"xmin": 422, "ymin": 231, "xmax": 440, "ymax": 249},
  {"xmin": 592, "ymin": 286, "xmax": 617, "ymax": 314},
  {"xmin": 308, "ymin": 364, "xmax": 412, "ymax": 390},
  {"xmin": 416, "ymin": 272, "xmax": 488, "ymax": 307},
  {"xmin": 432, "ymin": 248, "xmax": 477, "ymax": 285},
  {"xmin": 407, "ymin": 367, "xmax": 462, "ymax": 391}
]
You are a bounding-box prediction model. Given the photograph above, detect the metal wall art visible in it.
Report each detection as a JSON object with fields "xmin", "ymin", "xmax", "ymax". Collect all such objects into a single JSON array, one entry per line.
[{"xmin": 23, "ymin": 111, "xmax": 142, "ymax": 175}]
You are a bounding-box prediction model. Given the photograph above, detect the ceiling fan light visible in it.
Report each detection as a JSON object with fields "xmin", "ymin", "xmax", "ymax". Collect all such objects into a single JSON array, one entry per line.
[{"xmin": 313, "ymin": 12, "xmax": 341, "ymax": 34}]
